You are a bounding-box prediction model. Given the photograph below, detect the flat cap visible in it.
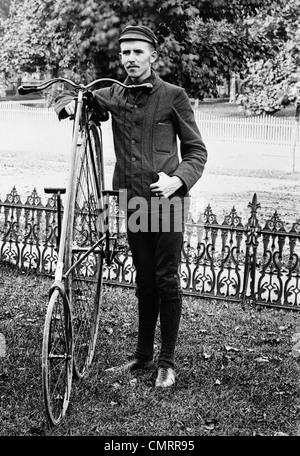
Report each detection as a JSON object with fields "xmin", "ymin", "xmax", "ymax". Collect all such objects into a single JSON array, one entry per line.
[{"xmin": 119, "ymin": 25, "xmax": 158, "ymax": 47}]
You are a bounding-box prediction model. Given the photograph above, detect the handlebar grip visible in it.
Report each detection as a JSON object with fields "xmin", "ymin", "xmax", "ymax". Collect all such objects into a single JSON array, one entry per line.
[
  {"xmin": 17, "ymin": 85, "xmax": 40, "ymax": 95},
  {"xmin": 126, "ymin": 82, "xmax": 153, "ymax": 91}
]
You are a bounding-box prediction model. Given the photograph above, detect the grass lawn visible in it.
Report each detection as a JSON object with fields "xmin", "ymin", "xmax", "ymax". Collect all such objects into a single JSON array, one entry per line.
[{"xmin": 0, "ymin": 262, "xmax": 300, "ymax": 437}]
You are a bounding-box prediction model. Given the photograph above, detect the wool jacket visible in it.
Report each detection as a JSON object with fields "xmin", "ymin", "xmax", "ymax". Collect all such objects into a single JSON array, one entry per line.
[{"xmin": 54, "ymin": 71, "xmax": 207, "ymax": 204}]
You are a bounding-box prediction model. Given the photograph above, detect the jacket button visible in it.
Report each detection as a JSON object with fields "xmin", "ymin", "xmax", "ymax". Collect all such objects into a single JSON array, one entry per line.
[
  {"xmin": 131, "ymin": 139, "xmax": 136, "ymax": 144},
  {"xmin": 131, "ymin": 157, "xmax": 136, "ymax": 161}
]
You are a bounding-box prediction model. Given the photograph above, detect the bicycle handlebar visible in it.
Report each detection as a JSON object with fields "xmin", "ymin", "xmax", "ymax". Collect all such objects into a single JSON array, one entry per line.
[
  {"xmin": 18, "ymin": 86, "xmax": 41, "ymax": 95},
  {"xmin": 17, "ymin": 77, "xmax": 153, "ymax": 95}
]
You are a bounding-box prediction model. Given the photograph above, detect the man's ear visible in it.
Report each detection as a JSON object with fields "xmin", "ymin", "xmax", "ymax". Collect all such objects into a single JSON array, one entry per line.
[{"xmin": 150, "ymin": 50, "xmax": 158, "ymax": 64}]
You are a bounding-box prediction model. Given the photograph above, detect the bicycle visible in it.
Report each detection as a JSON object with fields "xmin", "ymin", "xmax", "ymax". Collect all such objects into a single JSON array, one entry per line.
[{"xmin": 18, "ymin": 77, "xmax": 152, "ymax": 426}]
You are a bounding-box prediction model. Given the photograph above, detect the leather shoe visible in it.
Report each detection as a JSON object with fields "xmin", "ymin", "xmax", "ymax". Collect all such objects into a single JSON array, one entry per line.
[
  {"xmin": 105, "ymin": 358, "xmax": 155, "ymax": 374},
  {"xmin": 155, "ymin": 367, "xmax": 176, "ymax": 387}
]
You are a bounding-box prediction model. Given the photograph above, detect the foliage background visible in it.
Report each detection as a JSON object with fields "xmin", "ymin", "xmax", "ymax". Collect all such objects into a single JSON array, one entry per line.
[{"xmin": 0, "ymin": 0, "xmax": 299, "ymax": 113}]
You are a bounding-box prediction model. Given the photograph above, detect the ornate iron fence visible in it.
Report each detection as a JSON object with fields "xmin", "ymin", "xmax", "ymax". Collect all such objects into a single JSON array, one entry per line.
[{"xmin": 1, "ymin": 186, "xmax": 300, "ymax": 311}]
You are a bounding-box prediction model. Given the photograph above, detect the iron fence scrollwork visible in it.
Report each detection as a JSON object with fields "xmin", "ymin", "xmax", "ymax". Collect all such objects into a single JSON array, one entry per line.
[{"xmin": 1, "ymin": 186, "xmax": 300, "ymax": 310}]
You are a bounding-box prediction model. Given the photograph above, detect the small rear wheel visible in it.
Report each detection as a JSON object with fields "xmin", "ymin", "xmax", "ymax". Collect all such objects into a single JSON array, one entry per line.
[{"xmin": 42, "ymin": 287, "xmax": 73, "ymax": 426}]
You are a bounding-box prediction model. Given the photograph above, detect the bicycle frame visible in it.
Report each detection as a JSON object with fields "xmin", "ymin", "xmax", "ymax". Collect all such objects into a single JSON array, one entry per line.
[
  {"xmin": 54, "ymin": 89, "xmax": 84, "ymax": 283},
  {"xmin": 51, "ymin": 90, "xmax": 106, "ymax": 284}
]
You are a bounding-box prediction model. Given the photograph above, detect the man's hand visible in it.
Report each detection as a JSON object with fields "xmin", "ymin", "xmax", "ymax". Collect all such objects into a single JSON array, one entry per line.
[
  {"xmin": 149, "ymin": 172, "xmax": 183, "ymax": 198},
  {"xmin": 64, "ymin": 100, "xmax": 76, "ymax": 116}
]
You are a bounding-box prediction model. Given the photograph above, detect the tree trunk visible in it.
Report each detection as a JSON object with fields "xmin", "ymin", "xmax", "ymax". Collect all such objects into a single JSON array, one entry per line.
[
  {"xmin": 229, "ymin": 73, "xmax": 237, "ymax": 103},
  {"xmin": 292, "ymin": 103, "xmax": 300, "ymax": 172},
  {"xmin": 45, "ymin": 64, "xmax": 60, "ymax": 107}
]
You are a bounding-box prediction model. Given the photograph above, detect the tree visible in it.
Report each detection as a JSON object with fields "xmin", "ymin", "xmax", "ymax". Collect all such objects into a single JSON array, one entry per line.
[
  {"xmin": 183, "ymin": 17, "xmax": 263, "ymax": 99},
  {"xmin": 238, "ymin": 0, "xmax": 300, "ymax": 115},
  {"xmin": 1, "ymin": 0, "xmax": 298, "ymax": 104},
  {"xmin": 0, "ymin": 0, "xmax": 82, "ymax": 79},
  {"xmin": 0, "ymin": 0, "xmax": 11, "ymax": 19}
]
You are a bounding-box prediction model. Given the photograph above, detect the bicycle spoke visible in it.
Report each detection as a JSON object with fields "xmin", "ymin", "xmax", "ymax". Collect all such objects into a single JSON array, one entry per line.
[
  {"xmin": 66, "ymin": 122, "xmax": 104, "ymax": 379},
  {"xmin": 42, "ymin": 289, "xmax": 73, "ymax": 425},
  {"xmin": 74, "ymin": 141, "xmax": 100, "ymax": 246}
]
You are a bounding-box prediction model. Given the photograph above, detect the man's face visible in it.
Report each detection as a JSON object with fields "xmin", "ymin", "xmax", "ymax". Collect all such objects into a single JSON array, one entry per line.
[{"xmin": 120, "ymin": 40, "xmax": 157, "ymax": 83}]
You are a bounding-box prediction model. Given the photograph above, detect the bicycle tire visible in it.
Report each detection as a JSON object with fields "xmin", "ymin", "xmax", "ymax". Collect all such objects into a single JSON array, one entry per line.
[
  {"xmin": 42, "ymin": 287, "xmax": 73, "ymax": 426},
  {"xmin": 65, "ymin": 121, "xmax": 104, "ymax": 379}
]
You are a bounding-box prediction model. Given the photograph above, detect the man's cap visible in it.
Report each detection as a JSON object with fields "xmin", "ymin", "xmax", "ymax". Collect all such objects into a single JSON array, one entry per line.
[{"xmin": 119, "ymin": 25, "xmax": 158, "ymax": 47}]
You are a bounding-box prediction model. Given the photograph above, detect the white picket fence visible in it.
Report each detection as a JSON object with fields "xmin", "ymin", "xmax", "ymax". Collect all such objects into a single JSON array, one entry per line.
[
  {"xmin": 0, "ymin": 100, "xmax": 115, "ymax": 162},
  {"xmin": 195, "ymin": 110, "xmax": 299, "ymax": 146},
  {"xmin": 0, "ymin": 101, "xmax": 59, "ymax": 126},
  {"xmin": 0, "ymin": 100, "xmax": 299, "ymax": 146}
]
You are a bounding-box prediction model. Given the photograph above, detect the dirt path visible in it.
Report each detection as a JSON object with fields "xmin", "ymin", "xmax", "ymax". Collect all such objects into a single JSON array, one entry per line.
[
  {"xmin": 0, "ymin": 116, "xmax": 300, "ymax": 227},
  {"xmin": 1, "ymin": 149, "xmax": 299, "ymax": 228}
]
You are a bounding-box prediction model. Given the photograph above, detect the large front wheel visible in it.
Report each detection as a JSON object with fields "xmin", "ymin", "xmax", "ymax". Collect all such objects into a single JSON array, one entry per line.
[{"xmin": 65, "ymin": 121, "xmax": 104, "ymax": 379}]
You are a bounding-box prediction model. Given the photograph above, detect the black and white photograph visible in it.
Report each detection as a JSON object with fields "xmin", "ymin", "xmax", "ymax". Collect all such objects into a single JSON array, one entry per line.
[{"xmin": 0, "ymin": 0, "xmax": 300, "ymax": 443}]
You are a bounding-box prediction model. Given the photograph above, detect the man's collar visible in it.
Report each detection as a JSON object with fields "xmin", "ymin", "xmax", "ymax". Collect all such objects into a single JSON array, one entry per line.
[{"xmin": 124, "ymin": 70, "xmax": 162, "ymax": 93}]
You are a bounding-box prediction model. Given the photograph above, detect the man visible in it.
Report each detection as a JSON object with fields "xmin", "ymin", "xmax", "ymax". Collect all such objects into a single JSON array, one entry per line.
[{"xmin": 55, "ymin": 25, "xmax": 207, "ymax": 387}]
